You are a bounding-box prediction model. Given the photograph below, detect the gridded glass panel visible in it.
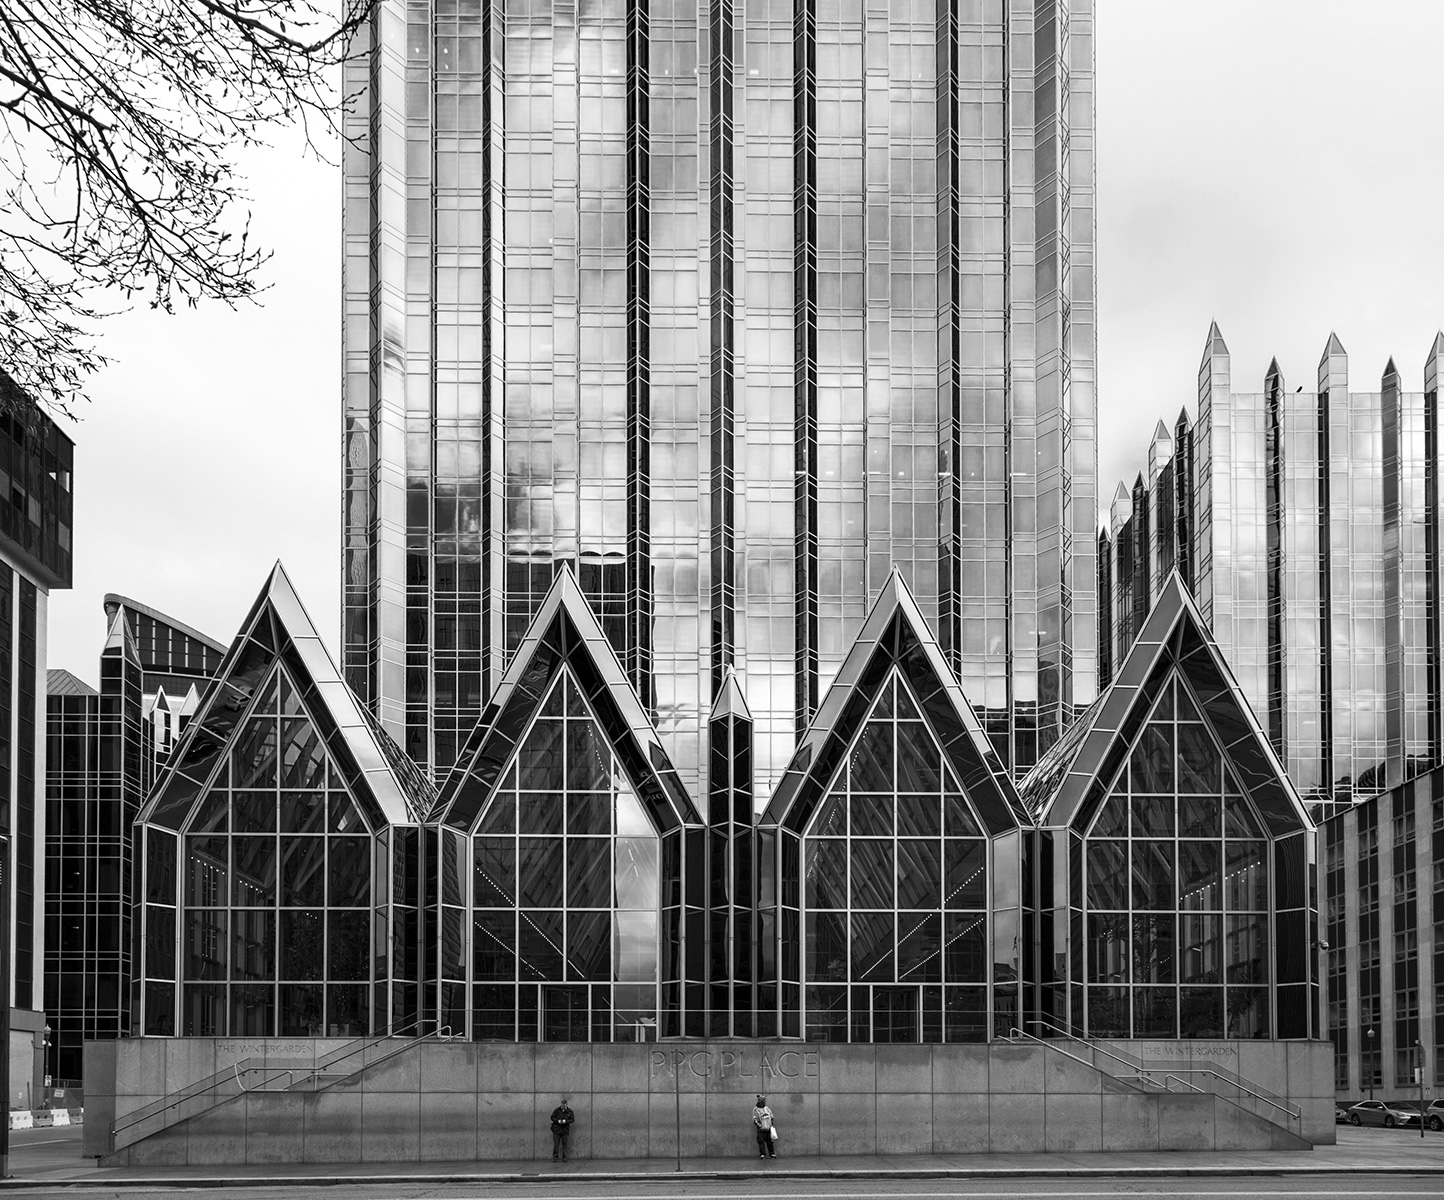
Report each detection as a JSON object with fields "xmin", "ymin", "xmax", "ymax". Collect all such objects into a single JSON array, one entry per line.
[
  {"xmin": 465, "ymin": 671, "xmax": 661, "ymax": 1038},
  {"xmin": 1082, "ymin": 671, "xmax": 1278, "ymax": 1038}
]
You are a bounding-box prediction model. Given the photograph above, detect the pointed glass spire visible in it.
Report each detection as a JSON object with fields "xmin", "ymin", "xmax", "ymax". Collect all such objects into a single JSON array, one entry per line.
[
  {"xmin": 1203, "ymin": 320, "xmax": 1229, "ymax": 358},
  {"xmin": 1426, "ymin": 332, "xmax": 1444, "ymax": 392}
]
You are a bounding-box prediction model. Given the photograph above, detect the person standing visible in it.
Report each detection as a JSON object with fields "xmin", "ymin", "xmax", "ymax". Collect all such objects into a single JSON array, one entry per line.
[
  {"xmin": 751, "ymin": 1094, "xmax": 776, "ymax": 1158},
  {"xmin": 550, "ymin": 1096, "xmax": 575, "ymax": 1161}
]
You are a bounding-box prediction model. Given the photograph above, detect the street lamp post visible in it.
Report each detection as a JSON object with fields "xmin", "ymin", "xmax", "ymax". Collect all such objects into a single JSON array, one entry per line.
[
  {"xmin": 1363, "ymin": 1028, "xmax": 1374, "ymax": 1103},
  {"xmin": 1417, "ymin": 1041, "xmax": 1426, "ymax": 1139}
]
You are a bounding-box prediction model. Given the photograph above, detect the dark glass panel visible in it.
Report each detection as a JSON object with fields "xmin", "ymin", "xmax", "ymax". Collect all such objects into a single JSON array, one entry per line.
[
  {"xmin": 943, "ymin": 911, "xmax": 987, "ymax": 982},
  {"xmin": 189, "ymin": 793, "xmax": 228, "ymax": 835},
  {"xmin": 1274, "ymin": 837, "xmax": 1306, "ymax": 909},
  {"xmin": 282, "ymin": 792, "xmax": 327, "ymax": 834},
  {"xmin": 1179, "ymin": 842, "xmax": 1222, "ymax": 911},
  {"xmin": 1275, "ymin": 909, "xmax": 1307, "ymax": 984},
  {"xmin": 329, "ymin": 910, "xmax": 370, "ymax": 982},
  {"xmin": 850, "ymin": 793, "xmax": 892, "ymax": 837},
  {"xmin": 1224, "ymin": 791, "xmax": 1266, "ymax": 839},
  {"xmin": 474, "ymin": 837, "xmax": 517, "ymax": 907},
  {"xmin": 1085, "ymin": 841, "xmax": 1127, "ymax": 909},
  {"xmin": 850, "ymin": 840, "xmax": 894, "ymax": 909},
  {"xmin": 518, "ymin": 909, "xmax": 564, "ymax": 979},
  {"xmin": 185, "ymin": 836, "xmax": 229, "ymax": 906},
  {"xmin": 1177, "ymin": 725, "xmax": 1221, "ymax": 795},
  {"xmin": 329, "ymin": 791, "xmax": 367, "ymax": 834},
  {"xmin": 851, "ymin": 912, "xmax": 895, "ymax": 982},
  {"xmin": 804, "ymin": 984, "xmax": 847, "ymax": 1042},
  {"xmin": 1132, "ymin": 794, "xmax": 1175, "ymax": 839},
  {"xmin": 1132, "ymin": 914, "xmax": 1176, "ymax": 984},
  {"xmin": 478, "ymin": 790, "xmax": 515, "ymax": 835},
  {"xmin": 565, "ymin": 721, "xmax": 610, "ymax": 791},
  {"xmin": 1226, "ymin": 985, "xmax": 1269, "ymax": 1038},
  {"xmin": 897, "ymin": 795, "xmax": 941, "ymax": 839},
  {"xmin": 232, "ymin": 715, "xmax": 279, "ymax": 789},
  {"xmin": 1179, "ymin": 914, "xmax": 1221, "ymax": 984},
  {"xmin": 145, "ymin": 905, "xmax": 177, "ymax": 979},
  {"xmin": 806, "ymin": 911, "xmax": 848, "ymax": 982},
  {"xmin": 280, "ymin": 910, "xmax": 324, "ymax": 980},
  {"xmin": 1086, "ymin": 913, "xmax": 1129, "ymax": 983},
  {"xmin": 182, "ymin": 982, "xmax": 225, "ymax": 1036},
  {"xmin": 850, "ymin": 986, "xmax": 870, "ymax": 1043},
  {"xmin": 567, "ymin": 910, "xmax": 612, "ymax": 981},
  {"xmin": 944, "ymin": 985, "xmax": 987, "ymax": 1042},
  {"xmin": 147, "ymin": 831, "xmax": 179, "ymax": 902},
  {"xmin": 279, "ymin": 983, "xmax": 324, "ymax": 1036},
  {"xmin": 1133, "ymin": 986, "xmax": 1177, "ymax": 1037},
  {"xmin": 897, "ymin": 914, "xmax": 942, "ymax": 983},
  {"xmin": 233, "ymin": 791, "xmax": 277, "ymax": 833},
  {"xmin": 1276, "ymin": 984, "xmax": 1308, "ymax": 1039},
  {"xmin": 893, "ymin": 680, "xmax": 922, "ymax": 721},
  {"xmin": 616, "ymin": 837, "xmax": 659, "ymax": 909},
  {"xmin": 895, "ymin": 724, "xmax": 942, "ymax": 792},
  {"xmin": 329, "ymin": 836, "xmax": 370, "ymax": 907},
  {"xmin": 1131, "ymin": 723, "xmax": 1174, "ymax": 793},
  {"xmin": 184, "ymin": 910, "xmax": 226, "ymax": 979},
  {"xmin": 1225, "ymin": 913, "xmax": 1267, "ymax": 984},
  {"xmin": 873, "ymin": 986, "xmax": 920, "ymax": 1042},
  {"xmin": 1174, "ymin": 680, "xmax": 1202, "ymax": 722},
  {"xmin": 896, "ymin": 840, "xmax": 941, "ymax": 908},
  {"xmin": 943, "ymin": 840, "xmax": 986, "ymax": 909},
  {"xmin": 1178, "ymin": 794, "xmax": 1221, "ymax": 839},
  {"xmin": 613, "ymin": 983, "xmax": 655, "ymax": 1043},
  {"xmin": 518, "ymin": 839, "xmax": 563, "ymax": 906},
  {"xmin": 1087, "ymin": 986, "xmax": 1130, "ymax": 1037},
  {"xmin": 805, "ymin": 839, "xmax": 848, "ymax": 909},
  {"xmin": 567, "ymin": 837, "xmax": 612, "ymax": 907},
  {"xmin": 473, "ymin": 983, "xmax": 515, "ymax": 1039},
  {"xmin": 231, "ymin": 836, "xmax": 277, "ymax": 906},
  {"xmin": 811, "ymin": 789, "xmax": 847, "ymax": 837},
  {"xmin": 518, "ymin": 792, "xmax": 564, "ymax": 836},
  {"xmin": 1152, "ymin": 677, "xmax": 1176, "ymax": 720},
  {"xmin": 615, "ymin": 910, "xmax": 658, "ymax": 981},
  {"xmin": 847, "ymin": 724, "xmax": 892, "ymax": 792},
  {"xmin": 229, "ymin": 984, "xmax": 274, "ymax": 1036},
  {"xmin": 519, "ymin": 720, "xmax": 566, "ymax": 790},
  {"xmin": 1091, "ymin": 791, "xmax": 1127, "ymax": 837},
  {"xmin": 474, "ymin": 911, "xmax": 515, "ymax": 980},
  {"xmin": 568, "ymin": 793, "xmax": 611, "ymax": 835},
  {"xmin": 328, "ymin": 984, "xmax": 369, "ymax": 1036},
  {"xmin": 872, "ymin": 677, "xmax": 897, "ymax": 719},
  {"xmin": 1225, "ymin": 842, "xmax": 1268, "ymax": 910},
  {"xmin": 943, "ymin": 790, "xmax": 982, "ymax": 837},
  {"xmin": 1130, "ymin": 841, "xmax": 1175, "ymax": 909},
  {"xmin": 230, "ymin": 910, "xmax": 275, "ymax": 981},
  {"xmin": 281, "ymin": 837, "xmax": 325, "ymax": 907},
  {"xmin": 279, "ymin": 718, "xmax": 327, "ymax": 789}
]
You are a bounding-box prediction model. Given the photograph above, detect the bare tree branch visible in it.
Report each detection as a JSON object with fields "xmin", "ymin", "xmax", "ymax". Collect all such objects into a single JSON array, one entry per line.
[{"xmin": 0, "ymin": 0, "xmax": 371, "ymax": 418}]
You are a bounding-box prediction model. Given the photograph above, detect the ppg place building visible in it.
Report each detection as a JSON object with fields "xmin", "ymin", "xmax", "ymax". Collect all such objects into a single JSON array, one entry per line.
[{"xmin": 127, "ymin": 0, "xmax": 1321, "ymax": 1057}]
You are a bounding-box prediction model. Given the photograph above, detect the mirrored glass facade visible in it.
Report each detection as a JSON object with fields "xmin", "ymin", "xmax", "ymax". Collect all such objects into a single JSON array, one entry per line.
[
  {"xmin": 1102, "ymin": 327, "xmax": 1444, "ymax": 811},
  {"xmin": 341, "ymin": 0, "xmax": 1099, "ymax": 795}
]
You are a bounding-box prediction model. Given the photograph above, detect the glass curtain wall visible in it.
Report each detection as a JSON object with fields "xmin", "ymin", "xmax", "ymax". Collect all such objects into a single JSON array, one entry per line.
[
  {"xmin": 465, "ymin": 670, "xmax": 670, "ymax": 1040},
  {"xmin": 1080, "ymin": 673, "xmax": 1271, "ymax": 1039},
  {"xmin": 798, "ymin": 670, "xmax": 991, "ymax": 1042}
]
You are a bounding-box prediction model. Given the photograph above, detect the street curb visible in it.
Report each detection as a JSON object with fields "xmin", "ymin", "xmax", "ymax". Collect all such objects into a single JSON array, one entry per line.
[{"xmin": 6, "ymin": 1163, "xmax": 1444, "ymax": 1188}]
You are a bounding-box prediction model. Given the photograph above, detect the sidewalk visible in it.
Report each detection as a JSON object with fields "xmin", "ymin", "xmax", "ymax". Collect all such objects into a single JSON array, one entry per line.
[{"xmin": 7, "ymin": 1128, "xmax": 1444, "ymax": 1189}]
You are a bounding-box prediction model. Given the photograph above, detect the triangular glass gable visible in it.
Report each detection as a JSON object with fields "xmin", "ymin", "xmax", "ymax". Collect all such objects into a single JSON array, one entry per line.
[
  {"xmin": 437, "ymin": 567, "xmax": 698, "ymax": 833},
  {"xmin": 766, "ymin": 572, "xmax": 1026, "ymax": 836},
  {"xmin": 140, "ymin": 564, "xmax": 436, "ymax": 832}
]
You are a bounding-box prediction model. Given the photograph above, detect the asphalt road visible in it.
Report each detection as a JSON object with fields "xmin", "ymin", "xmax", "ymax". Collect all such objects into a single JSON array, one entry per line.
[{"xmin": 3, "ymin": 1179, "xmax": 1443, "ymax": 1200}]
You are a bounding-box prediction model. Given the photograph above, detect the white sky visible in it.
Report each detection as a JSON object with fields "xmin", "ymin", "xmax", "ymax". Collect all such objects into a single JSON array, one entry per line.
[{"xmin": 44, "ymin": 0, "xmax": 1444, "ymax": 683}]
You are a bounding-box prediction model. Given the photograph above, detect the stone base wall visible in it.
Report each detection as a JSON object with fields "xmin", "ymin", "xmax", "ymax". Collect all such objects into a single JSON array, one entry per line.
[{"xmin": 85, "ymin": 1038, "xmax": 1333, "ymax": 1166}]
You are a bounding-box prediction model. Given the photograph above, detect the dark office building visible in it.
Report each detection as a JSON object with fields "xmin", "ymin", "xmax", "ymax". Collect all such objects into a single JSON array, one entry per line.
[
  {"xmin": 0, "ymin": 368, "xmax": 73, "ymax": 1111},
  {"xmin": 1101, "ymin": 326, "xmax": 1444, "ymax": 811},
  {"xmin": 133, "ymin": 562, "xmax": 1317, "ymax": 1046},
  {"xmin": 44, "ymin": 598, "xmax": 224, "ymax": 1083}
]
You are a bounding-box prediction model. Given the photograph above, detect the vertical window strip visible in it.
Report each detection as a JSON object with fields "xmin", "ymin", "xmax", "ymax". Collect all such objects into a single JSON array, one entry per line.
[
  {"xmin": 792, "ymin": 0, "xmax": 818, "ymax": 727},
  {"xmin": 626, "ymin": 0, "xmax": 653, "ymax": 708}
]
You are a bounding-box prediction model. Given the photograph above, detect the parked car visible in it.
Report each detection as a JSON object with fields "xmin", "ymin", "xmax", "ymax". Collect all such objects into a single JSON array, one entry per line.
[
  {"xmin": 1335, "ymin": 1103, "xmax": 1353, "ymax": 1124},
  {"xmin": 1423, "ymin": 1100, "xmax": 1444, "ymax": 1132},
  {"xmin": 1346, "ymin": 1100, "xmax": 1421, "ymax": 1128}
]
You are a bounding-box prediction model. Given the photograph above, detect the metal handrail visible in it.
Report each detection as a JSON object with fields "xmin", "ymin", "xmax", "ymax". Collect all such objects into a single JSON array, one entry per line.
[
  {"xmin": 112, "ymin": 1058, "xmax": 261, "ymax": 1137},
  {"xmin": 1014, "ymin": 1023, "xmax": 1163, "ymax": 1084},
  {"xmin": 1007, "ymin": 1028, "xmax": 1165, "ymax": 1093},
  {"xmin": 1161, "ymin": 1068, "xmax": 1301, "ymax": 1124},
  {"xmin": 1165, "ymin": 1074, "xmax": 1204, "ymax": 1093}
]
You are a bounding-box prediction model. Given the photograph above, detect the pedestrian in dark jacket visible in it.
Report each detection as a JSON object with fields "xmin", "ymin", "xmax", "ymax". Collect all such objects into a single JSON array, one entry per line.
[
  {"xmin": 550, "ymin": 1096, "xmax": 575, "ymax": 1161},
  {"xmin": 751, "ymin": 1094, "xmax": 776, "ymax": 1158}
]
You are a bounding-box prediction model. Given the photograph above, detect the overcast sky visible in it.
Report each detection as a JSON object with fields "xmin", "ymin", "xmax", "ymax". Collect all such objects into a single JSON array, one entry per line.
[{"xmin": 44, "ymin": 0, "xmax": 1444, "ymax": 683}]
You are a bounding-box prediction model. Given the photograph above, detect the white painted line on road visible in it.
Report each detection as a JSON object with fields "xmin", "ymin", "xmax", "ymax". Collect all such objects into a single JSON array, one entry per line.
[
  {"xmin": 9, "ymin": 1136, "xmax": 81, "ymax": 1146},
  {"xmin": 437, "ymin": 1191, "xmax": 1432, "ymax": 1200}
]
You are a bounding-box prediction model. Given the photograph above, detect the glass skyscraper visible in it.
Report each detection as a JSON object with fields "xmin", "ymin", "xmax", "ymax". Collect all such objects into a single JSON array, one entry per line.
[
  {"xmin": 341, "ymin": 0, "xmax": 1099, "ymax": 793},
  {"xmin": 1101, "ymin": 325, "xmax": 1444, "ymax": 810}
]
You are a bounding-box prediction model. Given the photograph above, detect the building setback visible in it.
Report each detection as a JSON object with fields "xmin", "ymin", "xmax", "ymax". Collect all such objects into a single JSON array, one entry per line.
[
  {"xmin": 1100, "ymin": 326, "xmax": 1444, "ymax": 812},
  {"xmin": 0, "ymin": 369, "xmax": 73, "ymax": 1111},
  {"xmin": 44, "ymin": 598, "xmax": 223, "ymax": 1084},
  {"xmin": 340, "ymin": 0, "xmax": 1099, "ymax": 792}
]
